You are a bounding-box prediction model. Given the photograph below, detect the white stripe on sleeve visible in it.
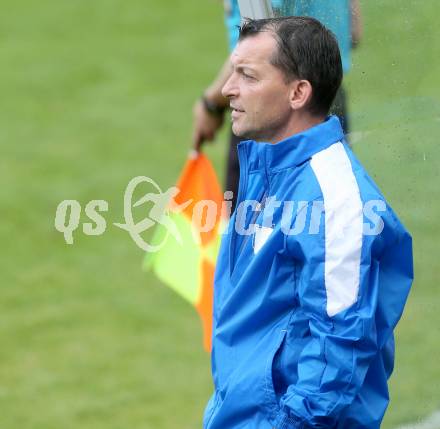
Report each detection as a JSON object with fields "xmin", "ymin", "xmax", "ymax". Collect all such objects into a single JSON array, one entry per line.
[{"xmin": 310, "ymin": 142, "xmax": 363, "ymax": 317}]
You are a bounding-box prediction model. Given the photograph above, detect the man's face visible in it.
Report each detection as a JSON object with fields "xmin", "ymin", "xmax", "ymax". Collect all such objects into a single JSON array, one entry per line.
[{"xmin": 222, "ymin": 32, "xmax": 294, "ymax": 143}]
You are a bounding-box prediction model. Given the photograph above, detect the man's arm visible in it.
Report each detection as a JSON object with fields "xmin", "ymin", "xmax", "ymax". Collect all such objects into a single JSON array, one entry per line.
[
  {"xmin": 276, "ymin": 195, "xmax": 412, "ymax": 428},
  {"xmin": 192, "ymin": 58, "xmax": 232, "ymax": 151}
]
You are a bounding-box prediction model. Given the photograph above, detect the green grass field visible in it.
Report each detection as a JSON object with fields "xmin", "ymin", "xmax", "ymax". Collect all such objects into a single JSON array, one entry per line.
[{"xmin": 1, "ymin": 1, "xmax": 439, "ymax": 428}]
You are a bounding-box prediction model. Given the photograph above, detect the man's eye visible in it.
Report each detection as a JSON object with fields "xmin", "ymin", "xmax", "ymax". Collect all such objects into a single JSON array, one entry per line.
[{"xmin": 243, "ymin": 73, "xmax": 256, "ymax": 80}]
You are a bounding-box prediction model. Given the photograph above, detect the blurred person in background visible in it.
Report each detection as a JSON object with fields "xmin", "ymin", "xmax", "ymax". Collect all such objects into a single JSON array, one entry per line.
[{"xmin": 193, "ymin": 0, "xmax": 362, "ymax": 211}]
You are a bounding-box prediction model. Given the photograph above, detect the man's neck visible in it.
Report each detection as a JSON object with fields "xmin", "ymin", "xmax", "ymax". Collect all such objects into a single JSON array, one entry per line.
[{"xmin": 264, "ymin": 113, "xmax": 326, "ymax": 144}]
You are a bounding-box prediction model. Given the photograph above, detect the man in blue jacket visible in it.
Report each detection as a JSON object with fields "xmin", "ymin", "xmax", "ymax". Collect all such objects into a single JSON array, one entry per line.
[{"xmin": 203, "ymin": 16, "xmax": 413, "ymax": 429}]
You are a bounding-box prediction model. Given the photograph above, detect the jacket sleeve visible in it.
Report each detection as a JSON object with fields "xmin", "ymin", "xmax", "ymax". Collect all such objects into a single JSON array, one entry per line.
[{"xmin": 277, "ymin": 199, "xmax": 413, "ymax": 429}]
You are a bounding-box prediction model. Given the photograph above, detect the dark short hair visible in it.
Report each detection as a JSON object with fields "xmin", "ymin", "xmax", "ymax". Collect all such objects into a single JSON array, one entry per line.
[{"xmin": 238, "ymin": 16, "xmax": 343, "ymax": 116}]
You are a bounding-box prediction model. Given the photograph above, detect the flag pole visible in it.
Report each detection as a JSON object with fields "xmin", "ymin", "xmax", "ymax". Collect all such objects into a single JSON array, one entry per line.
[{"xmin": 237, "ymin": 0, "xmax": 274, "ymax": 20}]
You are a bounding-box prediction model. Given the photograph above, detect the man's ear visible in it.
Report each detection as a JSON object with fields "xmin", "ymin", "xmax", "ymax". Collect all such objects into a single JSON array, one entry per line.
[{"xmin": 289, "ymin": 79, "xmax": 313, "ymax": 111}]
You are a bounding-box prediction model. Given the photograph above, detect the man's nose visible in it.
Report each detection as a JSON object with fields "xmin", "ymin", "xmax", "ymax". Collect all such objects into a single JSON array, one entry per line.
[{"xmin": 222, "ymin": 73, "xmax": 238, "ymax": 98}]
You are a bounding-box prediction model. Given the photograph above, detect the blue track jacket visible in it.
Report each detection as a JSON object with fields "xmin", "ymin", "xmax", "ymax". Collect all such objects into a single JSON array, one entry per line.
[{"xmin": 204, "ymin": 116, "xmax": 413, "ymax": 429}]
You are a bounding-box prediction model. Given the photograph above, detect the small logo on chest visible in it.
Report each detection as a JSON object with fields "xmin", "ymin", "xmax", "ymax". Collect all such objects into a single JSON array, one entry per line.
[{"xmin": 253, "ymin": 225, "xmax": 274, "ymax": 254}]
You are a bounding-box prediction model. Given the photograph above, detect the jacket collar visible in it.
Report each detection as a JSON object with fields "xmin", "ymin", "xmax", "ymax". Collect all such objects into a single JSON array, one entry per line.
[{"xmin": 238, "ymin": 115, "xmax": 345, "ymax": 172}]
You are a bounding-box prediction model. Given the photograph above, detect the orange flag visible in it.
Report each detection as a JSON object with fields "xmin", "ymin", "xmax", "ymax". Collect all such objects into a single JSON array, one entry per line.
[{"xmin": 144, "ymin": 153, "xmax": 225, "ymax": 351}]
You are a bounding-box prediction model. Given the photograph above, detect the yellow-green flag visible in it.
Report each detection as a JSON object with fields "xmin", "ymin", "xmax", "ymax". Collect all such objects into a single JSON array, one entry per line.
[{"xmin": 144, "ymin": 153, "xmax": 224, "ymax": 351}]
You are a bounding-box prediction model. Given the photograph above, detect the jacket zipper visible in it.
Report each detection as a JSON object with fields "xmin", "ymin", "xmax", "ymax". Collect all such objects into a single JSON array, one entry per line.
[
  {"xmin": 236, "ymin": 189, "xmax": 267, "ymax": 258},
  {"xmin": 229, "ymin": 143, "xmax": 248, "ymax": 276}
]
